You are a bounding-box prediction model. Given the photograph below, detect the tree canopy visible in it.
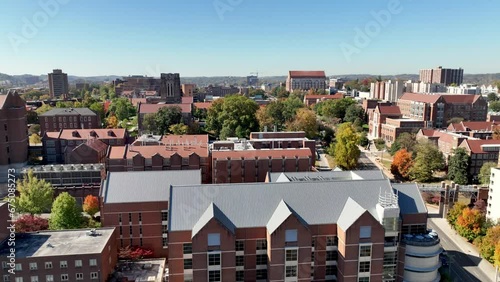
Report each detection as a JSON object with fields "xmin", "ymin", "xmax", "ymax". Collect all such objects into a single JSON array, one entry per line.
[
  {"xmin": 315, "ymin": 98, "xmax": 356, "ymax": 121},
  {"xmin": 409, "ymin": 141, "xmax": 445, "ymax": 182},
  {"xmin": 490, "ymin": 101, "xmax": 500, "ymax": 112},
  {"xmin": 14, "ymin": 214, "xmax": 49, "ymax": 233},
  {"xmin": 155, "ymin": 106, "xmax": 183, "ymax": 135},
  {"xmin": 108, "ymin": 98, "xmax": 136, "ymax": 121},
  {"xmin": 391, "ymin": 149, "xmax": 413, "ymax": 180},
  {"xmin": 14, "ymin": 170, "xmax": 54, "ymax": 215},
  {"xmin": 447, "ymin": 147, "xmax": 470, "ymax": 185},
  {"xmin": 456, "ymin": 207, "xmax": 486, "ymax": 242},
  {"xmin": 49, "ymin": 192, "xmax": 83, "ymax": 230},
  {"xmin": 169, "ymin": 123, "xmax": 189, "ymax": 135},
  {"xmin": 333, "ymin": 122, "xmax": 360, "ymax": 170},
  {"xmin": 83, "ymin": 195, "xmax": 99, "ymax": 217},
  {"xmin": 389, "ymin": 132, "xmax": 417, "ymax": 155},
  {"xmin": 487, "ymin": 92, "xmax": 499, "ymax": 102},
  {"xmin": 479, "ymin": 162, "xmax": 497, "ymax": 185},
  {"xmin": 286, "ymin": 108, "xmax": 318, "ymax": 138},
  {"xmin": 343, "ymin": 104, "xmax": 365, "ymax": 125}
]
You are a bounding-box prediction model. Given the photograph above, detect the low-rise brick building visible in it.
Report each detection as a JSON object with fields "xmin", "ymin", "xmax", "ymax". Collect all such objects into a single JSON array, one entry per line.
[
  {"xmin": 39, "ymin": 108, "xmax": 100, "ymax": 136},
  {"xmin": 303, "ymin": 93, "xmax": 344, "ymax": 107},
  {"xmin": 380, "ymin": 118, "xmax": 425, "ymax": 146},
  {"xmin": 369, "ymin": 105, "xmax": 402, "ymax": 139},
  {"xmin": 459, "ymin": 139, "xmax": 500, "ymax": 180},
  {"xmin": 416, "ymin": 129, "xmax": 471, "ymax": 161},
  {"xmin": 137, "ymin": 103, "xmax": 192, "ymax": 132},
  {"xmin": 447, "ymin": 121, "xmax": 498, "ymax": 139}
]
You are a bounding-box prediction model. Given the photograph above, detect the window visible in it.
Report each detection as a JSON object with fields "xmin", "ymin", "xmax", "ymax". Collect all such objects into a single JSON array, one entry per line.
[
  {"xmin": 208, "ymin": 253, "xmax": 221, "ymax": 266},
  {"xmin": 76, "ymin": 273, "xmax": 83, "ymax": 280},
  {"xmin": 359, "ymin": 261, "xmax": 370, "ymax": 273},
  {"xmin": 236, "ymin": 270, "xmax": 244, "ymax": 281},
  {"xmin": 14, "ymin": 278, "xmax": 22, "ymax": 282},
  {"xmin": 183, "ymin": 243, "xmax": 192, "ymax": 254},
  {"xmin": 256, "ymin": 254, "xmax": 267, "ymax": 265},
  {"xmin": 29, "ymin": 262, "xmax": 37, "ymax": 270},
  {"xmin": 286, "ymin": 265, "xmax": 297, "ymax": 277},
  {"xmin": 30, "ymin": 277, "xmax": 38, "ymax": 282},
  {"xmin": 162, "ymin": 225, "xmax": 168, "ymax": 233},
  {"xmin": 311, "ymin": 237, "xmax": 315, "ymax": 248},
  {"xmin": 60, "ymin": 274, "xmax": 68, "ymax": 281},
  {"xmin": 326, "ymin": 265, "xmax": 337, "ymax": 276},
  {"xmin": 184, "ymin": 259, "xmax": 192, "ymax": 269},
  {"xmin": 60, "ymin": 261, "xmax": 67, "ymax": 268},
  {"xmin": 138, "ymin": 213, "xmax": 142, "ymax": 222},
  {"xmin": 235, "ymin": 240, "xmax": 244, "ymax": 251},
  {"xmin": 326, "ymin": 236, "xmax": 338, "ymax": 246},
  {"xmin": 256, "ymin": 269, "xmax": 267, "ymax": 280},
  {"xmin": 15, "ymin": 264, "xmax": 22, "ymax": 271},
  {"xmin": 3, "ymin": 275, "xmax": 10, "ymax": 282},
  {"xmin": 208, "ymin": 233, "xmax": 220, "ymax": 246},
  {"xmin": 161, "ymin": 211, "xmax": 169, "ymax": 221},
  {"xmin": 208, "ymin": 270, "xmax": 221, "ymax": 282},
  {"xmin": 236, "ymin": 256, "xmax": 244, "ymax": 266},
  {"xmin": 128, "ymin": 213, "xmax": 132, "ymax": 222},
  {"xmin": 118, "ymin": 213, "xmax": 122, "ymax": 223},
  {"xmin": 285, "ymin": 229, "xmax": 297, "ymax": 242},
  {"xmin": 45, "ymin": 276, "xmax": 53, "ymax": 282},
  {"xmin": 360, "ymin": 226, "xmax": 371, "ymax": 238},
  {"xmin": 286, "ymin": 249, "xmax": 298, "ymax": 261},
  {"xmin": 89, "ymin": 259, "xmax": 97, "ymax": 266},
  {"xmin": 326, "ymin": 250, "xmax": 338, "ymax": 261},
  {"xmin": 360, "ymin": 245, "xmax": 371, "ymax": 257},
  {"xmin": 358, "ymin": 278, "xmax": 370, "ymax": 282},
  {"xmin": 256, "ymin": 239, "xmax": 267, "ymax": 250},
  {"xmin": 45, "ymin": 262, "xmax": 52, "ymax": 269},
  {"xmin": 162, "ymin": 238, "xmax": 168, "ymax": 247},
  {"xmin": 90, "ymin": 272, "xmax": 98, "ymax": 279}
]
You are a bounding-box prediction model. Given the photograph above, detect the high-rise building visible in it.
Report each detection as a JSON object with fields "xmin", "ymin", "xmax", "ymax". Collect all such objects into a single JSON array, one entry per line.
[
  {"xmin": 159, "ymin": 73, "xmax": 181, "ymax": 103},
  {"xmin": 0, "ymin": 91, "xmax": 28, "ymax": 182},
  {"xmin": 48, "ymin": 69, "xmax": 69, "ymax": 98},
  {"xmin": 419, "ymin": 66, "xmax": 464, "ymax": 86}
]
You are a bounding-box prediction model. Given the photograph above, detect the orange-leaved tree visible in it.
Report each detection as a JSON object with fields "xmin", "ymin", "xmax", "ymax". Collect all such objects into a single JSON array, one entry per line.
[
  {"xmin": 83, "ymin": 195, "xmax": 99, "ymax": 217},
  {"xmin": 391, "ymin": 149, "xmax": 413, "ymax": 179},
  {"xmin": 456, "ymin": 207, "xmax": 486, "ymax": 242}
]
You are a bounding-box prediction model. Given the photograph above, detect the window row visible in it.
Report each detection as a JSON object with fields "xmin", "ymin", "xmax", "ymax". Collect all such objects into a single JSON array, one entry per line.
[
  {"xmin": 5, "ymin": 260, "xmax": 97, "ymax": 271},
  {"xmin": 4, "ymin": 272, "xmax": 98, "ymax": 282}
]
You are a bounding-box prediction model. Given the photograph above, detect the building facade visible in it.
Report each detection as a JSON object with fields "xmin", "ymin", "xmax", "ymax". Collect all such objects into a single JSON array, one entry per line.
[
  {"xmin": 459, "ymin": 139, "xmax": 500, "ymax": 181},
  {"xmin": 370, "ymin": 81, "xmax": 404, "ymax": 102},
  {"xmin": 39, "ymin": 108, "xmax": 100, "ymax": 136},
  {"xmin": 487, "ymin": 167, "xmax": 500, "ymax": 221},
  {"xmin": 159, "ymin": 73, "xmax": 182, "ymax": 103},
  {"xmin": 419, "ymin": 66, "xmax": 464, "ymax": 86},
  {"xmin": 303, "ymin": 93, "xmax": 344, "ymax": 107},
  {"xmin": 286, "ymin": 71, "xmax": 327, "ymax": 92},
  {"xmin": 369, "ymin": 105, "xmax": 402, "ymax": 139},
  {"xmin": 380, "ymin": 119, "xmax": 425, "ymax": 146},
  {"xmin": 48, "ymin": 69, "xmax": 69, "ymax": 98},
  {"xmin": 182, "ymin": 84, "xmax": 196, "ymax": 96},
  {"xmin": 0, "ymin": 91, "xmax": 28, "ymax": 180}
]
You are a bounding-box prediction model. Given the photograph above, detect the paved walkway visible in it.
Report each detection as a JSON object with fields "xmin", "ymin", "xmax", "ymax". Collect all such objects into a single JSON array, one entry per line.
[
  {"xmin": 359, "ymin": 146, "xmax": 394, "ymax": 179},
  {"xmin": 429, "ymin": 217, "xmax": 497, "ymax": 281}
]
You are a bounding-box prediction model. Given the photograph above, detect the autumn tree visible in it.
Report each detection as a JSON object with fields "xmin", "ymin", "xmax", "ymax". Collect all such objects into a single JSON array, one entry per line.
[
  {"xmin": 333, "ymin": 122, "xmax": 360, "ymax": 170},
  {"xmin": 14, "ymin": 170, "xmax": 54, "ymax": 215},
  {"xmin": 119, "ymin": 246, "xmax": 154, "ymax": 260},
  {"xmin": 286, "ymin": 108, "xmax": 318, "ymax": 138},
  {"xmin": 478, "ymin": 225, "xmax": 500, "ymax": 263},
  {"xmin": 14, "ymin": 215, "xmax": 49, "ymax": 233},
  {"xmin": 29, "ymin": 133, "xmax": 42, "ymax": 144},
  {"xmin": 49, "ymin": 192, "xmax": 83, "ymax": 230},
  {"xmin": 447, "ymin": 147, "xmax": 470, "ymax": 185},
  {"xmin": 35, "ymin": 104, "xmax": 52, "ymax": 115},
  {"xmin": 447, "ymin": 202, "xmax": 468, "ymax": 228},
  {"xmin": 409, "ymin": 141, "xmax": 445, "ymax": 182},
  {"xmin": 479, "ymin": 162, "xmax": 497, "ymax": 185},
  {"xmin": 107, "ymin": 115, "xmax": 119, "ymax": 128},
  {"xmin": 456, "ymin": 207, "xmax": 486, "ymax": 241},
  {"xmin": 169, "ymin": 123, "xmax": 189, "ymax": 135},
  {"xmin": 83, "ymin": 195, "xmax": 99, "ymax": 217},
  {"xmin": 494, "ymin": 242, "xmax": 500, "ymax": 268},
  {"xmin": 391, "ymin": 149, "xmax": 413, "ymax": 179}
]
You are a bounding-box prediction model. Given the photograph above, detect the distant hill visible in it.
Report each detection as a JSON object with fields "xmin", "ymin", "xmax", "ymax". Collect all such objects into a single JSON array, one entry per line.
[{"xmin": 1, "ymin": 72, "xmax": 499, "ymax": 87}]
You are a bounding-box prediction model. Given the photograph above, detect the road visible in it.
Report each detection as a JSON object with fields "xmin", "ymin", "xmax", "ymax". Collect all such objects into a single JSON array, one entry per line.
[
  {"xmin": 357, "ymin": 151, "xmax": 379, "ymax": 170},
  {"xmin": 428, "ymin": 218, "xmax": 492, "ymax": 282}
]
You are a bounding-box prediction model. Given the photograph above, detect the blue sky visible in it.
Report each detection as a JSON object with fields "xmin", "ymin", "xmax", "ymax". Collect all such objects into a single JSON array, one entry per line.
[{"xmin": 1, "ymin": 0, "xmax": 499, "ymax": 77}]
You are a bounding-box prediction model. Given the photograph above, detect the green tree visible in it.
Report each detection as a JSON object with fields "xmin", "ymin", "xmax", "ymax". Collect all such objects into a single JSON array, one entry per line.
[
  {"xmin": 49, "ymin": 192, "xmax": 83, "ymax": 230},
  {"xmin": 142, "ymin": 113, "xmax": 158, "ymax": 134},
  {"xmin": 334, "ymin": 123, "xmax": 360, "ymax": 170},
  {"xmin": 206, "ymin": 95, "xmax": 259, "ymax": 140},
  {"xmin": 447, "ymin": 202, "xmax": 468, "ymax": 228},
  {"xmin": 487, "ymin": 92, "xmax": 499, "ymax": 102},
  {"xmin": 359, "ymin": 132, "xmax": 369, "ymax": 147},
  {"xmin": 29, "ymin": 133, "xmax": 42, "ymax": 144},
  {"xmin": 271, "ymin": 86, "xmax": 289, "ymax": 98},
  {"xmin": 320, "ymin": 98, "xmax": 356, "ymax": 121},
  {"xmin": 490, "ymin": 101, "xmax": 500, "ymax": 112},
  {"xmin": 155, "ymin": 106, "xmax": 183, "ymax": 135},
  {"xmin": 448, "ymin": 147, "xmax": 470, "ymax": 185},
  {"xmin": 35, "ymin": 104, "xmax": 52, "ymax": 115},
  {"xmin": 29, "ymin": 124, "xmax": 40, "ymax": 135},
  {"xmin": 282, "ymin": 95, "xmax": 304, "ymax": 121},
  {"xmin": 14, "ymin": 170, "xmax": 54, "ymax": 215},
  {"xmin": 286, "ymin": 108, "xmax": 318, "ymax": 138},
  {"xmin": 108, "ymin": 98, "xmax": 136, "ymax": 121},
  {"xmin": 26, "ymin": 111, "xmax": 38, "ymax": 124},
  {"xmin": 389, "ymin": 132, "xmax": 417, "ymax": 155},
  {"xmin": 248, "ymin": 88, "xmax": 265, "ymax": 97},
  {"xmin": 479, "ymin": 162, "xmax": 497, "ymax": 185},
  {"xmin": 344, "ymin": 104, "xmax": 365, "ymax": 124},
  {"xmin": 89, "ymin": 102, "xmax": 105, "ymax": 123},
  {"xmin": 169, "ymin": 123, "xmax": 189, "ymax": 135},
  {"xmin": 193, "ymin": 107, "xmax": 207, "ymax": 120},
  {"xmin": 409, "ymin": 141, "xmax": 445, "ymax": 182}
]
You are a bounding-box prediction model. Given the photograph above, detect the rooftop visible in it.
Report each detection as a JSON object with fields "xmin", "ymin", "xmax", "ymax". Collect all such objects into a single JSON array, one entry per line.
[
  {"xmin": 22, "ymin": 163, "xmax": 104, "ymax": 173},
  {"xmin": 169, "ymin": 177, "xmax": 424, "ymax": 232},
  {"xmin": 138, "ymin": 103, "xmax": 191, "ymax": 114},
  {"xmin": 108, "ymin": 143, "xmax": 209, "ymax": 159},
  {"xmin": 101, "ymin": 170, "xmax": 202, "ymax": 204},
  {"xmin": 0, "ymin": 228, "xmax": 115, "ymax": 258},
  {"xmin": 39, "ymin": 107, "xmax": 96, "ymax": 116},
  {"xmin": 267, "ymin": 170, "xmax": 386, "ymax": 182},
  {"xmin": 112, "ymin": 259, "xmax": 166, "ymax": 282},
  {"xmin": 289, "ymin": 70, "xmax": 326, "ymax": 78},
  {"xmin": 211, "ymin": 148, "xmax": 312, "ymax": 159},
  {"xmin": 460, "ymin": 139, "xmax": 500, "ymax": 154},
  {"xmin": 449, "ymin": 121, "xmax": 498, "ymax": 132}
]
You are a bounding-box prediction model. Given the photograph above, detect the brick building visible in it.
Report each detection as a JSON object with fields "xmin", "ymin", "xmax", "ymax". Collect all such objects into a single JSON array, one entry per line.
[
  {"xmin": 419, "ymin": 66, "xmax": 463, "ymax": 86},
  {"xmin": 43, "ymin": 128, "xmax": 126, "ymax": 164},
  {"xmin": 166, "ymin": 175, "xmax": 433, "ymax": 282},
  {"xmin": 397, "ymin": 93, "xmax": 487, "ymax": 128},
  {"xmin": 416, "ymin": 129, "xmax": 470, "ymax": 162},
  {"xmin": 380, "ymin": 119, "xmax": 425, "ymax": 146},
  {"xmin": 0, "ymin": 228, "xmax": 117, "ymax": 282},
  {"xmin": 0, "ymin": 91, "xmax": 28, "ymax": 181},
  {"xmin": 0, "ymin": 202, "xmax": 8, "ymax": 243},
  {"xmin": 182, "ymin": 84, "xmax": 196, "ymax": 97},
  {"xmin": 48, "ymin": 69, "xmax": 69, "ymax": 98},
  {"xmin": 137, "ymin": 103, "xmax": 192, "ymax": 132},
  {"xmin": 369, "ymin": 105, "xmax": 402, "ymax": 139},
  {"xmin": 100, "ymin": 170, "xmax": 201, "ymax": 258},
  {"xmin": 106, "ymin": 136, "xmax": 211, "ymax": 183},
  {"xmin": 286, "ymin": 71, "xmax": 327, "ymax": 92},
  {"xmin": 65, "ymin": 138, "xmax": 108, "ymax": 164},
  {"xmin": 303, "ymin": 93, "xmax": 344, "ymax": 107},
  {"xmin": 447, "ymin": 121, "xmax": 498, "ymax": 139},
  {"xmin": 459, "ymin": 139, "xmax": 500, "ymax": 180},
  {"xmin": 249, "ymin": 131, "xmax": 316, "ymax": 163},
  {"xmin": 39, "ymin": 108, "xmax": 100, "ymax": 136}
]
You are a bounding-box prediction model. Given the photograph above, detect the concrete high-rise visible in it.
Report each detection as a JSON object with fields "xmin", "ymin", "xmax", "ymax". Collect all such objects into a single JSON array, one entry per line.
[
  {"xmin": 419, "ymin": 66, "xmax": 464, "ymax": 86},
  {"xmin": 159, "ymin": 73, "xmax": 181, "ymax": 103},
  {"xmin": 48, "ymin": 69, "xmax": 69, "ymax": 98}
]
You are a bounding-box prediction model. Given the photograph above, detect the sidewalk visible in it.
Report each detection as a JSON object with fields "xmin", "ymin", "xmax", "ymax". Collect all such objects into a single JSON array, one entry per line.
[
  {"xmin": 429, "ymin": 217, "xmax": 497, "ymax": 280},
  {"xmin": 359, "ymin": 146, "xmax": 394, "ymax": 179}
]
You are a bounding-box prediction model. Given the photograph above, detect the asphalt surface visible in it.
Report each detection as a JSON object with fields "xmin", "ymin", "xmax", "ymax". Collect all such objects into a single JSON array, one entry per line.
[
  {"xmin": 428, "ymin": 219, "xmax": 492, "ymax": 282},
  {"xmin": 357, "ymin": 151, "xmax": 379, "ymax": 170}
]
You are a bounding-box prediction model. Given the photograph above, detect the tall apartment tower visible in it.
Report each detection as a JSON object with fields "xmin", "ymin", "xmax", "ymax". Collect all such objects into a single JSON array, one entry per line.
[
  {"xmin": 0, "ymin": 91, "xmax": 28, "ymax": 182},
  {"xmin": 160, "ymin": 73, "xmax": 181, "ymax": 103},
  {"xmin": 419, "ymin": 66, "xmax": 463, "ymax": 86},
  {"xmin": 48, "ymin": 69, "xmax": 69, "ymax": 98}
]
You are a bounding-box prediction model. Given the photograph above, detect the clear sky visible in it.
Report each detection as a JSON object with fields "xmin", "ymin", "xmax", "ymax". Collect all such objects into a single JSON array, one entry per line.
[{"xmin": 1, "ymin": 0, "xmax": 499, "ymax": 77}]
